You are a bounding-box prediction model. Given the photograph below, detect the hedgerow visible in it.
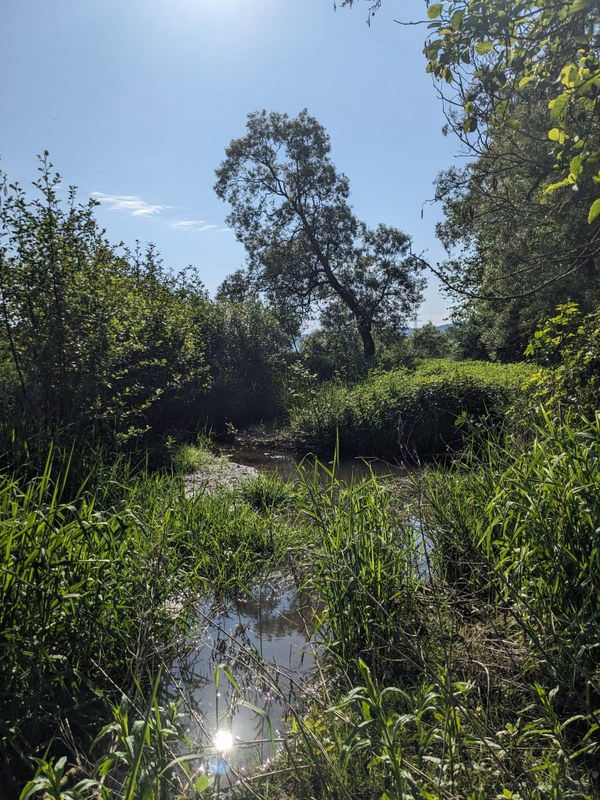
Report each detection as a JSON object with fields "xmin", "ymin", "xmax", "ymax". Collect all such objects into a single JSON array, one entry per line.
[{"xmin": 289, "ymin": 359, "xmax": 533, "ymax": 457}]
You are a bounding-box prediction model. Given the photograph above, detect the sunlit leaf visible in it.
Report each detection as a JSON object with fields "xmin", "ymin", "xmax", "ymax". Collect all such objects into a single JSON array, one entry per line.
[
  {"xmin": 587, "ymin": 198, "xmax": 600, "ymax": 224},
  {"xmin": 427, "ymin": 3, "xmax": 444, "ymax": 19}
]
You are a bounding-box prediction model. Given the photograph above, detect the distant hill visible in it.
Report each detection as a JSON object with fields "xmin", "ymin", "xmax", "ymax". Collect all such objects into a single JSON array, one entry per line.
[{"xmin": 405, "ymin": 323, "xmax": 453, "ymax": 335}]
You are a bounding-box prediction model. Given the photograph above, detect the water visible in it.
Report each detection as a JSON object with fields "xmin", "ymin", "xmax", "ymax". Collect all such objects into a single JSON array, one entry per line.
[
  {"xmin": 219, "ymin": 444, "xmax": 407, "ymax": 484},
  {"xmin": 171, "ymin": 445, "xmax": 414, "ymax": 782},
  {"xmin": 167, "ymin": 575, "xmax": 317, "ymax": 781}
]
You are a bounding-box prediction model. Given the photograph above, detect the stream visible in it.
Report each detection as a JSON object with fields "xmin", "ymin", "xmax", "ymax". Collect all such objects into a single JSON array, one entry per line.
[
  {"xmin": 171, "ymin": 443, "xmax": 411, "ymax": 782},
  {"xmin": 167, "ymin": 575, "xmax": 318, "ymax": 781},
  {"xmin": 219, "ymin": 441, "xmax": 408, "ymax": 484}
]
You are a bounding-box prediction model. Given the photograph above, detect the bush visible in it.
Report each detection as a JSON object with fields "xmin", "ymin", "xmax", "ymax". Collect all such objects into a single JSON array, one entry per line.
[
  {"xmin": 0, "ymin": 157, "xmax": 209, "ymax": 452},
  {"xmin": 194, "ymin": 299, "xmax": 292, "ymax": 429},
  {"xmin": 289, "ymin": 360, "xmax": 533, "ymax": 458},
  {"xmin": 523, "ymin": 302, "xmax": 600, "ymax": 420}
]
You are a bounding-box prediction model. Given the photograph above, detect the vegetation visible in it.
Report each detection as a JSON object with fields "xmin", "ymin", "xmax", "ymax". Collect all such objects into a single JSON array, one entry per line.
[
  {"xmin": 2, "ymin": 2, "xmax": 599, "ymax": 797},
  {"xmin": 289, "ymin": 359, "xmax": 533, "ymax": 457},
  {"xmin": 421, "ymin": 0, "xmax": 600, "ymax": 228},
  {"xmin": 0, "ymin": 157, "xmax": 291, "ymax": 464},
  {"xmin": 344, "ymin": 0, "xmax": 600, "ymax": 360},
  {"xmin": 432, "ymin": 82, "xmax": 600, "ymax": 360},
  {"xmin": 0, "ymin": 156, "xmax": 209, "ymax": 448},
  {"xmin": 0, "ymin": 450, "xmax": 292, "ymax": 796},
  {"xmin": 214, "ymin": 109, "xmax": 425, "ymax": 361}
]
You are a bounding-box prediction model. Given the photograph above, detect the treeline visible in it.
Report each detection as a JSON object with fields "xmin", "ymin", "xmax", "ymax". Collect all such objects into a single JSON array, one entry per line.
[{"xmin": 0, "ymin": 155, "xmax": 290, "ymax": 465}]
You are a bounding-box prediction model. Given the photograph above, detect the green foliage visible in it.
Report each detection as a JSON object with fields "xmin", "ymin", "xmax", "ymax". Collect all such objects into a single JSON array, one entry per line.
[
  {"xmin": 345, "ymin": 2, "xmax": 600, "ymax": 359},
  {"xmin": 421, "ymin": 0, "xmax": 600, "ymax": 225},
  {"xmin": 426, "ymin": 410, "xmax": 600, "ymax": 701},
  {"xmin": 300, "ymin": 467, "xmax": 422, "ymax": 677},
  {"xmin": 299, "ymin": 325, "xmax": 368, "ymax": 381},
  {"xmin": 20, "ymin": 691, "xmax": 210, "ymax": 799},
  {"xmin": 523, "ymin": 302, "xmax": 600, "ymax": 417},
  {"xmin": 247, "ymin": 413, "xmax": 599, "ymax": 799},
  {"xmin": 434, "ymin": 90, "xmax": 600, "ymax": 360},
  {"xmin": 410, "ymin": 322, "xmax": 452, "ymax": 359},
  {"xmin": 0, "ymin": 156, "xmax": 209, "ymax": 447},
  {"xmin": 215, "ymin": 109, "xmax": 425, "ymax": 360},
  {"xmin": 196, "ymin": 298, "xmax": 291, "ymax": 428},
  {"xmin": 240, "ymin": 473, "xmax": 294, "ymax": 512},
  {"xmin": 289, "ymin": 360, "xmax": 532, "ymax": 457},
  {"xmin": 0, "ymin": 449, "xmax": 288, "ymax": 793}
]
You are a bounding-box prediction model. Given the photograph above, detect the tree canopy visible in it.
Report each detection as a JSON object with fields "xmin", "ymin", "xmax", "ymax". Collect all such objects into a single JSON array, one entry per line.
[
  {"xmin": 423, "ymin": 0, "xmax": 600, "ymax": 223},
  {"xmin": 343, "ymin": 0, "xmax": 600, "ymax": 357},
  {"xmin": 435, "ymin": 88, "xmax": 600, "ymax": 357},
  {"xmin": 345, "ymin": 0, "xmax": 600, "ymax": 224},
  {"xmin": 214, "ymin": 109, "xmax": 424, "ymax": 360}
]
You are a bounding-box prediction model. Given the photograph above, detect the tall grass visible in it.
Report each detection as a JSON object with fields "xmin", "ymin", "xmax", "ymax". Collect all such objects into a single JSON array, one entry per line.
[
  {"xmin": 7, "ymin": 409, "xmax": 600, "ymax": 799},
  {"xmin": 0, "ymin": 449, "xmax": 290, "ymax": 795},
  {"xmin": 298, "ymin": 465, "xmax": 423, "ymax": 679},
  {"xmin": 289, "ymin": 360, "xmax": 533, "ymax": 458},
  {"xmin": 240, "ymin": 414, "xmax": 599, "ymax": 800},
  {"xmin": 425, "ymin": 410, "xmax": 600, "ymax": 713}
]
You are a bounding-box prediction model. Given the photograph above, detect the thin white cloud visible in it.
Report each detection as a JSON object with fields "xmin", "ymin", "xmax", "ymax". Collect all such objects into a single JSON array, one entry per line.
[
  {"xmin": 171, "ymin": 219, "xmax": 214, "ymax": 230},
  {"xmin": 170, "ymin": 219, "xmax": 231, "ymax": 232},
  {"xmin": 91, "ymin": 191, "xmax": 165, "ymax": 217}
]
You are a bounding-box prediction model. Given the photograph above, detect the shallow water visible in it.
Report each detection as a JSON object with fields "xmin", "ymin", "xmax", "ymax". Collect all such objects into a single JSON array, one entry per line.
[
  {"xmin": 167, "ymin": 575, "xmax": 317, "ymax": 780},
  {"xmin": 220, "ymin": 444, "xmax": 407, "ymax": 484}
]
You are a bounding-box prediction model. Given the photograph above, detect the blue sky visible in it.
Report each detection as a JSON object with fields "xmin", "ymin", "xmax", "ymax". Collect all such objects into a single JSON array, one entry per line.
[{"xmin": 1, "ymin": 0, "xmax": 462, "ymax": 325}]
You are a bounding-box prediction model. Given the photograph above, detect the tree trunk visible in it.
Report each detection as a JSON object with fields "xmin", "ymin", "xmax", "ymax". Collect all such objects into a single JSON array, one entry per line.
[{"xmin": 357, "ymin": 319, "xmax": 375, "ymax": 362}]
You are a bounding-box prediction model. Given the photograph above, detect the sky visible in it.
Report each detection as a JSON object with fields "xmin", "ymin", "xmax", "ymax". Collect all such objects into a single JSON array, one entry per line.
[{"xmin": 0, "ymin": 0, "xmax": 464, "ymax": 325}]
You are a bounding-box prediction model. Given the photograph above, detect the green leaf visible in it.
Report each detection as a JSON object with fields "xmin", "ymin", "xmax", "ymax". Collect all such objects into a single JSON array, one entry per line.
[
  {"xmin": 518, "ymin": 75, "xmax": 536, "ymax": 89},
  {"xmin": 548, "ymin": 127, "xmax": 567, "ymax": 144},
  {"xmin": 475, "ymin": 41, "xmax": 493, "ymax": 55},
  {"xmin": 569, "ymin": 155, "xmax": 584, "ymax": 177},
  {"xmin": 194, "ymin": 774, "xmax": 211, "ymax": 793},
  {"xmin": 427, "ymin": 4, "xmax": 444, "ymax": 19},
  {"xmin": 548, "ymin": 93, "xmax": 569, "ymax": 121},
  {"xmin": 588, "ymin": 198, "xmax": 600, "ymax": 224},
  {"xmin": 451, "ymin": 9, "xmax": 464, "ymax": 29},
  {"xmin": 569, "ymin": 0, "xmax": 596, "ymax": 12}
]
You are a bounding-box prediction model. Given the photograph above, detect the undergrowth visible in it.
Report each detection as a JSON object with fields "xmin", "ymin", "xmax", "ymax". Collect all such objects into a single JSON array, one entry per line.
[
  {"xmin": 5, "ymin": 407, "xmax": 600, "ymax": 799},
  {"xmin": 289, "ymin": 359, "xmax": 533, "ymax": 458}
]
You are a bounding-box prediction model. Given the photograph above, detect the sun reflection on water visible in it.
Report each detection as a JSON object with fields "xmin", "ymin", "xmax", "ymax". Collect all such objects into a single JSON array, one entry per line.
[{"xmin": 213, "ymin": 728, "xmax": 235, "ymax": 753}]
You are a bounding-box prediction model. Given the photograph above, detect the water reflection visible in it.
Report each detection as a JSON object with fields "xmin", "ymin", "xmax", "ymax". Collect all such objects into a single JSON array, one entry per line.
[
  {"xmin": 219, "ymin": 445, "xmax": 407, "ymax": 485},
  {"xmin": 167, "ymin": 576, "xmax": 317, "ymax": 778}
]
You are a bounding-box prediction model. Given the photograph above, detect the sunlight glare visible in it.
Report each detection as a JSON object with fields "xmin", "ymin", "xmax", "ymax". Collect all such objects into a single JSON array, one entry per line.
[{"xmin": 213, "ymin": 729, "xmax": 235, "ymax": 753}]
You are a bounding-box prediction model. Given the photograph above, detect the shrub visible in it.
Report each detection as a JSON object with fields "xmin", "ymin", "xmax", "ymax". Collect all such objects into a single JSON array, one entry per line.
[
  {"xmin": 0, "ymin": 157, "xmax": 209, "ymax": 451},
  {"xmin": 523, "ymin": 302, "xmax": 600, "ymax": 420},
  {"xmin": 194, "ymin": 298, "xmax": 292, "ymax": 429},
  {"xmin": 289, "ymin": 360, "xmax": 532, "ymax": 458}
]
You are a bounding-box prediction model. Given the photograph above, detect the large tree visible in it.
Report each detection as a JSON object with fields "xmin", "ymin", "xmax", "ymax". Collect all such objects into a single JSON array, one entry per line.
[
  {"xmin": 343, "ymin": 0, "xmax": 600, "ymax": 226},
  {"xmin": 435, "ymin": 89, "xmax": 600, "ymax": 358},
  {"xmin": 214, "ymin": 109, "xmax": 424, "ymax": 361}
]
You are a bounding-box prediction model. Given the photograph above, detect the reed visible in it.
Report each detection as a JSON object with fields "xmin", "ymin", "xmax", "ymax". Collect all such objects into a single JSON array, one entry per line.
[{"xmin": 0, "ymin": 449, "xmax": 290, "ymax": 794}]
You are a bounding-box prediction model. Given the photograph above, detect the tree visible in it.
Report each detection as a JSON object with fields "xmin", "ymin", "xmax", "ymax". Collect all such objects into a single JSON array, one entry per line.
[
  {"xmin": 344, "ymin": 0, "xmax": 600, "ymax": 225},
  {"xmin": 411, "ymin": 321, "xmax": 451, "ymax": 359},
  {"xmin": 0, "ymin": 155, "xmax": 209, "ymax": 443},
  {"xmin": 424, "ymin": 0, "xmax": 600, "ymax": 223},
  {"xmin": 434, "ymin": 90, "xmax": 600, "ymax": 358},
  {"xmin": 214, "ymin": 109, "xmax": 425, "ymax": 361},
  {"xmin": 194, "ymin": 297, "xmax": 292, "ymax": 427}
]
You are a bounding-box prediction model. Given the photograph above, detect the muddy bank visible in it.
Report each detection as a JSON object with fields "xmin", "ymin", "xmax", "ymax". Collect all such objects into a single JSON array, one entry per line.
[{"xmin": 184, "ymin": 460, "xmax": 259, "ymax": 496}]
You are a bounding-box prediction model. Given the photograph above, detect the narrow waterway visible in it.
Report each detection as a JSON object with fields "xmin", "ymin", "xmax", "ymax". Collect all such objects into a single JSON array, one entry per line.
[
  {"xmin": 219, "ymin": 442, "xmax": 408, "ymax": 484},
  {"xmin": 166, "ymin": 575, "xmax": 318, "ymax": 781},
  {"xmin": 171, "ymin": 443, "xmax": 414, "ymax": 783}
]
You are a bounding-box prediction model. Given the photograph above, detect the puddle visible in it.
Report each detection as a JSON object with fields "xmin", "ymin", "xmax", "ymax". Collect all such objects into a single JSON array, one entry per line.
[
  {"xmin": 166, "ymin": 575, "xmax": 317, "ymax": 780},
  {"xmin": 219, "ymin": 445, "xmax": 407, "ymax": 485}
]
